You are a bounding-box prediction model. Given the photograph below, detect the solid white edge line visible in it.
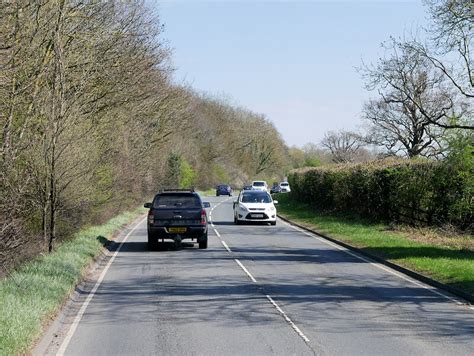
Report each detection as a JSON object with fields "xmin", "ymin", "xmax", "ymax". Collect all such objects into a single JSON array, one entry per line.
[
  {"xmin": 213, "ymin": 228, "xmax": 221, "ymax": 238},
  {"xmin": 56, "ymin": 216, "xmax": 146, "ymax": 356},
  {"xmin": 278, "ymin": 218, "xmax": 471, "ymax": 308},
  {"xmin": 235, "ymin": 259, "xmax": 258, "ymax": 283},
  {"xmin": 266, "ymin": 295, "xmax": 310, "ymax": 343}
]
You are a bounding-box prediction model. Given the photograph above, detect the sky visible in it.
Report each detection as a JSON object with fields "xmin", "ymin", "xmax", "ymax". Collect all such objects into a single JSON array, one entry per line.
[{"xmin": 152, "ymin": 0, "xmax": 428, "ymax": 147}]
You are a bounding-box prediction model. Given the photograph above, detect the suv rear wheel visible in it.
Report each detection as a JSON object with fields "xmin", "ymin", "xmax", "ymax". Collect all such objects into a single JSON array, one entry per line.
[
  {"xmin": 147, "ymin": 234, "xmax": 157, "ymax": 250},
  {"xmin": 198, "ymin": 232, "xmax": 208, "ymax": 249}
]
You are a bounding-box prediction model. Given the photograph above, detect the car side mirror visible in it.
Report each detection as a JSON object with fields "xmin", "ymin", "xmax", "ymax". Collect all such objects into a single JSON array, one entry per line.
[
  {"xmin": 203, "ymin": 202, "xmax": 211, "ymax": 208},
  {"xmin": 273, "ymin": 200, "xmax": 278, "ymax": 205},
  {"xmin": 144, "ymin": 202, "xmax": 152, "ymax": 208}
]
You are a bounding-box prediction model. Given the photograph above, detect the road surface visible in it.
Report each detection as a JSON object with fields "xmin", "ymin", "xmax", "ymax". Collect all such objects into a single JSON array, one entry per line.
[{"xmin": 36, "ymin": 196, "xmax": 474, "ymax": 355}]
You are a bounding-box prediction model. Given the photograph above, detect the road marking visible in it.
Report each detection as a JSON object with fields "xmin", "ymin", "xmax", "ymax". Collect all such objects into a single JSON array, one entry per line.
[
  {"xmin": 235, "ymin": 259, "xmax": 258, "ymax": 283},
  {"xmin": 210, "ymin": 201, "xmax": 312, "ymax": 346},
  {"xmin": 279, "ymin": 219, "xmax": 473, "ymax": 309},
  {"xmin": 266, "ymin": 295, "xmax": 310, "ymax": 343},
  {"xmin": 221, "ymin": 240, "xmax": 232, "ymax": 253},
  {"xmin": 56, "ymin": 216, "xmax": 146, "ymax": 356},
  {"xmin": 233, "ymin": 257, "xmax": 312, "ymax": 345},
  {"xmin": 208, "ymin": 196, "xmax": 233, "ymax": 225}
]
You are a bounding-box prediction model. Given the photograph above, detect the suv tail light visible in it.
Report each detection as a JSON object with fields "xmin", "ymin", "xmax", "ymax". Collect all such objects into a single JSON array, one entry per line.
[
  {"xmin": 201, "ymin": 209, "xmax": 207, "ymax": 225},
  {"xmin": 148, "ymin": 210, "xmax": 154, "ymax": 224}
]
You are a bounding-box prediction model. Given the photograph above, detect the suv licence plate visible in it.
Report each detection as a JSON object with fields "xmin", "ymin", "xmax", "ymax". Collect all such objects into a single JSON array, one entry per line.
[
  {"xmin": 169, "ymin": 227, "xmax": 187, "ymax": 233},
  {"xmin": 251, "ymin": 214, "xmax": 264, "ymax": 218}
]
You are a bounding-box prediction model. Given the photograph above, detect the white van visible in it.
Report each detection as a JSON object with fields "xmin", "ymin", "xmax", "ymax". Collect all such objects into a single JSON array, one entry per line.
[{"xmin": 251, "ymin": 180, "xmax": 268, "ymax": 192}]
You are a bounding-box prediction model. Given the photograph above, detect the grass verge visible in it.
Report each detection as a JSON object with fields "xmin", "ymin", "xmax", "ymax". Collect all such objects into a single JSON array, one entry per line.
[
  {"xmin": 0, "ymin": 207, "xmax": 145, "ymax": 355},
  {"xmin": 276, "ymin": 194, "xmax": 474, "ymax": 297}
]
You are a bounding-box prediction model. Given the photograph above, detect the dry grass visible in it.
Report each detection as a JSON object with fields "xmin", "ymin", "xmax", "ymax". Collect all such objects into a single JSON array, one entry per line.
[{"xmin": 393, "ymin": 225, "xmax": 474, "ymax": 251}]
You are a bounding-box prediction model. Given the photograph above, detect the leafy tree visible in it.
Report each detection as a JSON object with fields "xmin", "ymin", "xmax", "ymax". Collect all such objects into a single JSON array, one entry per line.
[
  {"xmin": 180, "ymin": 159, "xmax": 197, "ymax": 189},
  {"xmin": 164, "ymin": 153, "xmax": 182, "ymax": 188}
]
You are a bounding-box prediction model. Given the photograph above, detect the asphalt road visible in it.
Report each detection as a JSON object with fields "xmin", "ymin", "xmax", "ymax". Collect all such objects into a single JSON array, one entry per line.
[{"xmin": 37, "ymin": 196, "xmax": 474, "ymax": 356}]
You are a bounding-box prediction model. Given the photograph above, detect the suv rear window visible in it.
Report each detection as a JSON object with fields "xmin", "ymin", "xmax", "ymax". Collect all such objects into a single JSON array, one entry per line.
[
  {"xmin": 253, "ymin": 182, "xmax": 265, "ymax": 186},
  {"xmin": 153, "ymin": 194, "xmax": 202, "ymax": 208}
]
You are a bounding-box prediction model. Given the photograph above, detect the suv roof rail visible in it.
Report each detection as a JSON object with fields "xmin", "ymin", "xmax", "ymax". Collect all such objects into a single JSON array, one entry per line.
[{"xmin": 160, "ymin": 187, "xmax": 195, "ymax": 193}]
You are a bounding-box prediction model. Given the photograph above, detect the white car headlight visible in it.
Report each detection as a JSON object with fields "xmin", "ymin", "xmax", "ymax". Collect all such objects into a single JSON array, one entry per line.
[
  {"xmin": 268, "ymin": 206, "xmax": 275, "ymax": 211},
  {"xmin": 239, "ymin": 204, "xmax": 248, "ymax": 211}
]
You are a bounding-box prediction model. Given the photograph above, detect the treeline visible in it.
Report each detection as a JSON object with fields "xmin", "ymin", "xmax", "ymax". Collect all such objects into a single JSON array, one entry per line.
[
  {"xmin": 164, "ymin": 92, "xmax": 288, "ymax": 189},
  {"xmin": 0, "ymin": 1, "xmax": 288, "ymax": 271}
]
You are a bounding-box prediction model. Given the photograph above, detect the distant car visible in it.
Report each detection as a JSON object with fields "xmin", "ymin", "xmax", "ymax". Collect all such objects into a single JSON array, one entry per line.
[
  {"xmin": 233, "ymin": 190, "xmax": 277, "ymax": 225},
  {"xmin": 144, "ymin": 189, "xmax": 211, "ymax": 250},
  {"xmin": 270, "ymin": 182, "xmax": 281, "ymax": 194},
  {"xmin": 251, "ymin": 180, "xmax": 268, "ymax": 192},
  {"xmin": 280, "ymin": 182, "xmax": 291, "ymax": 193},
  {"xmin": 216, "ymin": 184, "xmax": 232, "ymax": 196},
  {"xmin": 242, "ymin": 185, "xmax": 253, "ymax": 191}
]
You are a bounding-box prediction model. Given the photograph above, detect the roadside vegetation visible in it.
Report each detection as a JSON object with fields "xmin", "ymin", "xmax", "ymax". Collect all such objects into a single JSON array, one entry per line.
[
  {"xmin": 0, "ymin": 0, "xmax": 473, "ymax": 352},
  {"xmin": 0, "ymin": 207, "xmax": 144, "ymax": 355},
  {"xmin": 276, "ymin": 194, "xmax": 474, "ymax": 297},
  {"xmin": 281, "ymin": 0, "xmax": 473, "ymax": 297},
  {"xmin": 0, "ymin": 2, "xmax": 289, "ymax": 274},
  {"xmin": 288, "ymin": 155, "xmax": 473, "ymax": 231},
  {"xmin": 283, "ymin": 0, "xmax": 473, "ymax": 293}
]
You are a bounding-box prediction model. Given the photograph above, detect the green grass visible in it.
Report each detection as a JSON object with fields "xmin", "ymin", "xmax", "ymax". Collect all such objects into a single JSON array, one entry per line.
[
  {"xmin": 276, "ymin": 194, "xmax": 474, "ymax": 296},
  {"xmin": 0, "ymin": 207, "xmax": 145, "ymax": 355}
]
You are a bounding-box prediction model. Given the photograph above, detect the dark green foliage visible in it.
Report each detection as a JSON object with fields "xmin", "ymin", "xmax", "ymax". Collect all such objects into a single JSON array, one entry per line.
[
  {"xmin": 164, "ymin": 153, "xmax": 182, "ymax": 188},
  {"xmin": 289, "ymin": 158, "xmax": 473, "ymax": 231}
]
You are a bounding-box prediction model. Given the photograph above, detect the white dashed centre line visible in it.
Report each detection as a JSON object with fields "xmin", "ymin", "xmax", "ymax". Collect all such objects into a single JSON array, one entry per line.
[
  {"xmin": 221, "ymin": 240, "xmax": 232, "ymax": 253},
  {"xmin": 235, "ymin": 259, "xmax": 258, "ymax": 283},
  {"xmin": 209, "ymin": 197, "xmax": 312, "ymax": 345},
  {"xmin": 266, "ymin": 295, "xmax": 310, "ymax": 343}
]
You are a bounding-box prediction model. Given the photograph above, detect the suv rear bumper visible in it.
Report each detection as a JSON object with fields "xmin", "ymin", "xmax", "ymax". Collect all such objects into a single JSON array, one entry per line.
[{"xmin": 148, "ymin": 225, "xmax": 207, "ymax": 240}]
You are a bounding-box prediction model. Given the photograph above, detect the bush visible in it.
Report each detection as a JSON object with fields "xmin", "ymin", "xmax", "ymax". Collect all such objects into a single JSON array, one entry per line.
[{"xmin": 288, "ymin": 158, "xmax": 473, "ymax": 231}]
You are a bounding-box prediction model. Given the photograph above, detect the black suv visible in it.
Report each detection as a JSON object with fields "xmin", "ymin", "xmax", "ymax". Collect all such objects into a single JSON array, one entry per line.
[{"xmin": 144, "ymin": 189, "xmax": 211, "ymax": 250}]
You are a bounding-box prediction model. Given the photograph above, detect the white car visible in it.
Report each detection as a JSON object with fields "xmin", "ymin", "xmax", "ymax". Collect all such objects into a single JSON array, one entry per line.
[
  {"xmin": 233, "ymin": 190, "xmax": 277, "ymax": 225},
  {"xmin": 251, "ymin": 180, "xmax": 268, "ymax": 192},
  {"xmin": 280, "ymin": 181, "xmax": 291, "ymax": 193}
]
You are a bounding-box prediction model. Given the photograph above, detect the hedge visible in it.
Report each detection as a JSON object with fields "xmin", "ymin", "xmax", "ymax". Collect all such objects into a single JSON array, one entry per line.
[{"xmin": 288, "ymin": 158, "xmax": 474, "ymax": 231}]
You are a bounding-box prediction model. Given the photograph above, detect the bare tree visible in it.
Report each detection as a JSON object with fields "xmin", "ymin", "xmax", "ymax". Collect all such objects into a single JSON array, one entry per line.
[
  {"xmin": 363, "ymin": 98, "xmax": 444, "ymax": 158},
  {"xmin": 402, "ymin": 0, "xmax": 473, "ymax": 129},
  {"xmin": 359, "ymin": 40, "xmax": 457, "ymax": 157},
  {"xmin": 320, "ymin": 130, "xmax": 365, "ymax": 163}
]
